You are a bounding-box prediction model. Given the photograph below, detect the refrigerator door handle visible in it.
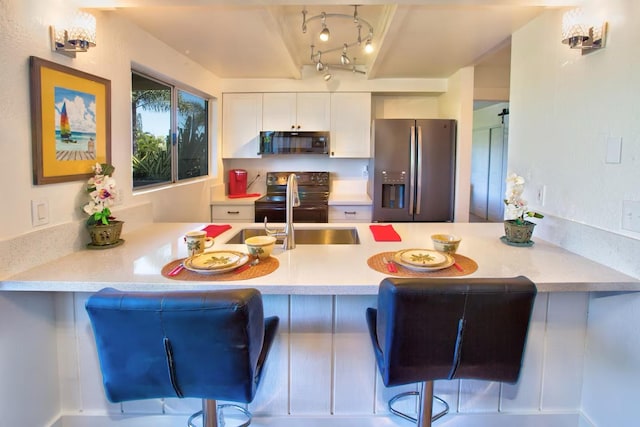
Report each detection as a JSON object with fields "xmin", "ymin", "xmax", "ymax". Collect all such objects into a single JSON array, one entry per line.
[
  {"xmin": 415, "ymin": 126, "xmax": 423, "ymax": 215},
  {"xmin": 409, "ymin": 126, "xmax": 416, "ymax": 215}
]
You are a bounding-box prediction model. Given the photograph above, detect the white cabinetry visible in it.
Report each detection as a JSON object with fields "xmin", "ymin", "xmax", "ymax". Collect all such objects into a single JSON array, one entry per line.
[
  {"xmin": 329, "ymin": 205, "xmax": 372, "ymax": 223},
  {"xmin": 330, "ymin": 92, "xmax": 372, "ymax": 158},
  {"xmin": 263, "ymin": 93, "xmax": 330, "ymax": 131},
  {"xmin": 222, "ymin": 93, "xmax": 262, "ymax": 159},
  {"xmin": 211, "ymin": 203, "xmax": 254, "ymax": 223}
]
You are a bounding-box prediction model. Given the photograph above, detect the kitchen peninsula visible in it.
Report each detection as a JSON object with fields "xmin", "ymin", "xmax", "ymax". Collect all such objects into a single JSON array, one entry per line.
[
  {"xmin": 2, "ymin": 222, "xmax": 638, "ymax": 427},
  {"xmin": 4, "ymin": 222, "xmax": 637, "ymax": 293}
]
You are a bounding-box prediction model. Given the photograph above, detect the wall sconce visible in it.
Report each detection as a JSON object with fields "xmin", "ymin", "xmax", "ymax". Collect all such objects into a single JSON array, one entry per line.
[
  {"xmin": 561, "ymin": 8, "xmax": 607, "ymax": 55},
  {"xmin": 50, "ymin": 11, "xmax": 96, "ymax": 58}
]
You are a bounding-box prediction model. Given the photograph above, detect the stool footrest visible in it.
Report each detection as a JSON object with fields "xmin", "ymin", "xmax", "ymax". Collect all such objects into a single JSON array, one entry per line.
[
  {"xmin": 388, "ymin": 391, "xmax": 449, "ymax": 425},
  {"xmin": 188, "ymin": 403, "xmax": 252, "ymax": 427}
]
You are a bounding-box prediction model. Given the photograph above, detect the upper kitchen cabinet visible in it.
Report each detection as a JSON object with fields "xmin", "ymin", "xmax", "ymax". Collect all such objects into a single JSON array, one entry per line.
[
  {"xmin": 222, "ymin": 93, "xmax": 263, "ymax": 159},
  {"xmin": 263, "ymin": 93, "xmax": 330, "ymax": 131},
  {"xmin": 330, "ymin": 92, "xmax": 372, "ymax": 158}
]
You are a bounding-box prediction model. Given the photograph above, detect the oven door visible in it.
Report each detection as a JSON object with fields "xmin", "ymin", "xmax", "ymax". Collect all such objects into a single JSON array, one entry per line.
[{"xmin": 255, "ymin": 205, "xmax": 328, "ymax": 223}]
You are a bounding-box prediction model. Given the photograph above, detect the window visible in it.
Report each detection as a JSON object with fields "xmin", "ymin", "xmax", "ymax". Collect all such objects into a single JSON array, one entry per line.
[{"xmin": 131, "ymin": 71, "xmax": 209, "ymax": 189}]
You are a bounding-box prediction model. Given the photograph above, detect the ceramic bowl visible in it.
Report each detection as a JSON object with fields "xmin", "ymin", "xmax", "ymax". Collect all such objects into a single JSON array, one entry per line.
[
  {"xmin": 245, "ymin": 235, "xmax": 277, "ymax": 259},
  {"xmin": 431, "ymin": 233, "xmax": 461, "ymax": 254}
]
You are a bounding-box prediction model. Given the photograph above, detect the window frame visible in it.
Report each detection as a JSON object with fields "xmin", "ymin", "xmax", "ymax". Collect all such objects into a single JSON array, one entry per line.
[{"xmin": 131, "ymin": 69, "xmax": 212, "ymax": 191}]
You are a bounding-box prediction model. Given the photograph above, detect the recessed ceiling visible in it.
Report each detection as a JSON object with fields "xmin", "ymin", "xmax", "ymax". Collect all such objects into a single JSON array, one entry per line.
[{"xmin": 96, "ymin": 1, "xmax": 559, "ymax": 80}]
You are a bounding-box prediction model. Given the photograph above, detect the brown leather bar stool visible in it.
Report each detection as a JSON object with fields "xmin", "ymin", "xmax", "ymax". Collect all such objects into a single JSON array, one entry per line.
[
  {"xmin": 86, "ymin": 287, "xmax": 279, "ymax": 427},
  {"xmin": 366, "ymin": 276, "xmax": 537, "ymax": 426}
]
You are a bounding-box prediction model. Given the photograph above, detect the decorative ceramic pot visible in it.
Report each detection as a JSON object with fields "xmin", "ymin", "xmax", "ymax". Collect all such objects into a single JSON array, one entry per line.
[
  {"xmin": 87, "ymin": 220, "xmax": 124, "ymax": 246},
  {"xmin": 503, "ymin": 220, "xmax": 535, "ymax": 243}
]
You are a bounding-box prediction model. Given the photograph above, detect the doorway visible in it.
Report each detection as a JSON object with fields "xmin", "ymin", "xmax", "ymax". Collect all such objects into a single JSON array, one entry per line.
[{"xmin": 470, "ymin": 103, "xmax": 509, "ymax": 222}]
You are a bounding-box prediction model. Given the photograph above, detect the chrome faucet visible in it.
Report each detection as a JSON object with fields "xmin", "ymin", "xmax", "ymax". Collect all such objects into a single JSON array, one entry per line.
[{"xmin": 264, "ymin": 173, "xmax": 300, "ymax": 250}]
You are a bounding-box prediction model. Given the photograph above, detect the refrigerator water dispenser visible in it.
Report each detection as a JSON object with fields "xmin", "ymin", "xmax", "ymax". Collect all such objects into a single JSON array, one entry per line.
[{"xmin": 380, "ymin": 171, "xmax": 406, "ymax": 209}]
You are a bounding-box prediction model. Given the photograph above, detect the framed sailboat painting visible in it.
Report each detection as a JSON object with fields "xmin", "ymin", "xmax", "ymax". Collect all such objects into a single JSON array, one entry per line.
[{"xmin": 29, "ymin": 56, "xmax": 111, "ymax": 184}]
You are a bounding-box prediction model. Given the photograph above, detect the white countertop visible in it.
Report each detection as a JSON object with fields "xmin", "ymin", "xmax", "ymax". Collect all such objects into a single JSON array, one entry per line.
[
  {"xmin": 211, "ymin": 195, "xmax": 262, "ymax": 205},
  {"xmin": 2, "ymin": 222, "xmax": 638, "ymax": 294}
]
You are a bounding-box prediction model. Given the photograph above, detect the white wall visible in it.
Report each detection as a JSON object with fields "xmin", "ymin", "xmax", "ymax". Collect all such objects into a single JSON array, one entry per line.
[
  {"xmin": 509, "ymin": 2, "xmax": 640, "ymax": 426},
  {"xmin": 439, "ymin": 67, "xmax": 475, "ymax": 223},
  {"xmin": 510, "ymin": 2, "xmax": 640, "ymax": 242},
  {"xmin": 0, "ymin": 0, "xmax": 222, "ymax": 242}
]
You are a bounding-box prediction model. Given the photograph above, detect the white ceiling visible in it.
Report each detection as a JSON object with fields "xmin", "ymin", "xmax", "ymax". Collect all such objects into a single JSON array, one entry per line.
[{"xmin": 91, "ymin": 1, "xmax": 567, "ymax": 80}]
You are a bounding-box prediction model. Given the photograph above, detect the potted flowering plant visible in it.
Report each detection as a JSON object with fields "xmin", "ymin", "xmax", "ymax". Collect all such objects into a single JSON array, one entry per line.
[
  {"xmin": 83, "ymin": 163, "xmax": 123, "ymax": 247},
  {"xmin": 503, "ymin": 173, "xmax": 543, "ymax": 244}
]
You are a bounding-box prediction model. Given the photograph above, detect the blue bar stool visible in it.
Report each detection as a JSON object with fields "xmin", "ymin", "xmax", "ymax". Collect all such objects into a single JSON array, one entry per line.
[
  {"xmin": 86, "ymin": 287, "xmax": 279, "ymax": 427},
  {"xmin": 366, "ymin": 276, "xmax": 536, "ymax": 427}
]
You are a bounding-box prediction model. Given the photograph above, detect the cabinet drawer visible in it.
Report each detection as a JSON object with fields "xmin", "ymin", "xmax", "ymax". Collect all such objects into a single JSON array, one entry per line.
[
  {"xmin": 211, "ymin": 204, "xmax": 254, "ymax": 222},
  {"xmin": 329, "ymin": 206, "xmax": 372, "ymax": 223}
]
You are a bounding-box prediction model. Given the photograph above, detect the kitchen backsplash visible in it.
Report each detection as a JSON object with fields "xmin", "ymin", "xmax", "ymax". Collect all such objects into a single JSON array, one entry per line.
[
  {"xmin": 223, "ymin": 157, "xmax": 371, "ymax": 196},
  {"xmin": 0, "ymin": 203, "xmax": 153, "ymax": 280}
]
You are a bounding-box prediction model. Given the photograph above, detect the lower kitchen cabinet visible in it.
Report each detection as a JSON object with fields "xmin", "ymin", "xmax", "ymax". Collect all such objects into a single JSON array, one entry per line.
[
  {"xmin": 211, "ymin": 203, "xmax": 254, "ymax": 223},
  {"xmin": 329, "ymin": 205, "xmax": 372, "ymax": 223}
]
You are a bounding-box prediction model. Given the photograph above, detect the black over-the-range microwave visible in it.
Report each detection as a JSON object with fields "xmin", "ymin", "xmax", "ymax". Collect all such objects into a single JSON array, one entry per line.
[{"xmin": 259, "ymin": 131, "xmax": 329, "ymax": 155}]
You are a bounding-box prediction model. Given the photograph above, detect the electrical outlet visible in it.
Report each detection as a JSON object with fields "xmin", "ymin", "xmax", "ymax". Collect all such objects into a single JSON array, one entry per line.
[
  {"xmin": 622, "ymin": 200, "xmax": 640, "ymax": 233},
  {"xmin": 536, "ymin": 185, "xmax": 546, "ymax": 206},
  {"xmin": 362, "ymin": 165, "xmax": 369, "ymax": 178}
]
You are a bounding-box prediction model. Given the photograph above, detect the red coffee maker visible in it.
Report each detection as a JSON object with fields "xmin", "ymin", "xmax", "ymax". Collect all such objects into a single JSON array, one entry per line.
[{"xmin": 228, "ymin": 169, "xmax": 248, "ymax": 196}]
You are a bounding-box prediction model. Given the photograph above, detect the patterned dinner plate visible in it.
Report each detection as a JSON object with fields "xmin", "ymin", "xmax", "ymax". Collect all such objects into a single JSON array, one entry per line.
[
  {"xmin": 184, "ymin": 250, "xmax": 248, "ymax": 273},
  {"xmin": 398, "ymin": 249, "xmax": 448, "ymax": 267},
  {"xmin": 393, "ymin": 249, "xmax": 454, "ymax": 272}
]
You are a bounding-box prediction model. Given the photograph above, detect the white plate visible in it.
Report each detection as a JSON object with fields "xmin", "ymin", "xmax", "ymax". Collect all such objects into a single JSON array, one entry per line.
[
  {"xmin": 398, "ymin": 249, "xmax": 448, "ymax": 267},
  {"xmin": 184, "ymin": 251, "xmax": 248, "ymax": 273},
  {"xmin": 393, "ymin": 250, "xmax": 454, "ymax": 272}
]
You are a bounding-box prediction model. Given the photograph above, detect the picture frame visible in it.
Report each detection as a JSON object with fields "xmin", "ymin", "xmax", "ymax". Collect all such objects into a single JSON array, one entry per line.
[{"xmin": 29, "ymin": 56, "xmax": 111, "ymax": 185}]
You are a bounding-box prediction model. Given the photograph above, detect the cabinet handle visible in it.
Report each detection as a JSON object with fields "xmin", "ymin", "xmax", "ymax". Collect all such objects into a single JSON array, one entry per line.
[
  {"xmin": 291, "ymin": 125, "xmax": 295, "ymax": 129},
  {"xmin": 345, "ymin": 211, "xmax": 357, "ymax": 216},
  {"xmin": 296, "ymin": 125, "xmax": 301, "ymax": 129},
  {"xmin": 227, "ymin": 211, "xmax": 240, "ymax": 215}
]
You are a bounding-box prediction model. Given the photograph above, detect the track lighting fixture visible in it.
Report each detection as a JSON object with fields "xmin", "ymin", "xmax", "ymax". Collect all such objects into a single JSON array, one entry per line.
[{"xmin": 302, "ymin": 5, "xmax": 373, "ymax": 78}]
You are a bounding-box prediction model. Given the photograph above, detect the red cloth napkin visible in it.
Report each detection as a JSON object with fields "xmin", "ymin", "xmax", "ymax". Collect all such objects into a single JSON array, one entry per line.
[
  {"xmin": 202, "ymin": 224, "xmax": 232, "ymax": 238},
  {"xmin": 369, "ymin": 224, "xmax": 402, "ymax": 242}
]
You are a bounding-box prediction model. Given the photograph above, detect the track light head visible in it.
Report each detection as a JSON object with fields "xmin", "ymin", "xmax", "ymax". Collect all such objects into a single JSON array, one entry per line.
[
  {"xmin": 340, "ymin": 43, "xmax": 351, "ymax": 65},
  {"xmin": 319, "ymin": 12, "xmax": 329, "ymax": 42},
  {"xmin": 320, "ymin": 26, "xmax": 330, "ymax": 42},
  {"xmin": 364, "ymin": 39, "xmax": 373, "ymax": 54}
]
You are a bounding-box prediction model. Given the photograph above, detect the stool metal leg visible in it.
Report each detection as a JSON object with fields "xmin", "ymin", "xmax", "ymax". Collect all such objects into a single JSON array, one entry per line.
[
  {"xmin": 203, "ymin": 399, "xmax": 218, "ymax": 427},
  {"xmin": 417, "ymin": 381, "xmax": 434, "ymax": 427},
  {"xmin": 388, "ymin": 381, "xmax": 449, "ymax": 426}
]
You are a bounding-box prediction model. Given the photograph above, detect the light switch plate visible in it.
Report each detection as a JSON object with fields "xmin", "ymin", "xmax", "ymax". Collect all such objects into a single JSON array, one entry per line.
[
  {"xmin": 605, "ymin": 136, "xmax": 622, "ymax": 164},
  {"xmin": 31, "ymin": 199, "xmax": 49, "ymax": 226}
]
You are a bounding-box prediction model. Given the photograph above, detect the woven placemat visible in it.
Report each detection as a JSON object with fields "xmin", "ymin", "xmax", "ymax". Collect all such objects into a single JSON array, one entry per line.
[
  {"xmin": 161, "ymin": 256, "xmax": 279, "ymax": 281},
  {"xmin": 367, "ymin": 252, "xmax": 478, "ymax": 277}
]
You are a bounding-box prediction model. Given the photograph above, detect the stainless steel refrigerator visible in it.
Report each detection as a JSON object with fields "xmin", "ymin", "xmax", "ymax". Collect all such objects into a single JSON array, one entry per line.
[{"xmin": 371, "ymin": 119, "xmax": 456, "ymax": 222}]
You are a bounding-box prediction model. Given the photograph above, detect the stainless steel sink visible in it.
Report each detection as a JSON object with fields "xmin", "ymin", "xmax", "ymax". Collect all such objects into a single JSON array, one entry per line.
[{"xmin": 225, "ymin": 227, "xmax": 360, "ymax": 245}]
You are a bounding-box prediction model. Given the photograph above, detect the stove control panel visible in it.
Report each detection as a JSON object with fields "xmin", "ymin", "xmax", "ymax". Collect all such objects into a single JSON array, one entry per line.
[{"xmin": 266, "ymin": 172, "xmax": 329, "ymax": 187}]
